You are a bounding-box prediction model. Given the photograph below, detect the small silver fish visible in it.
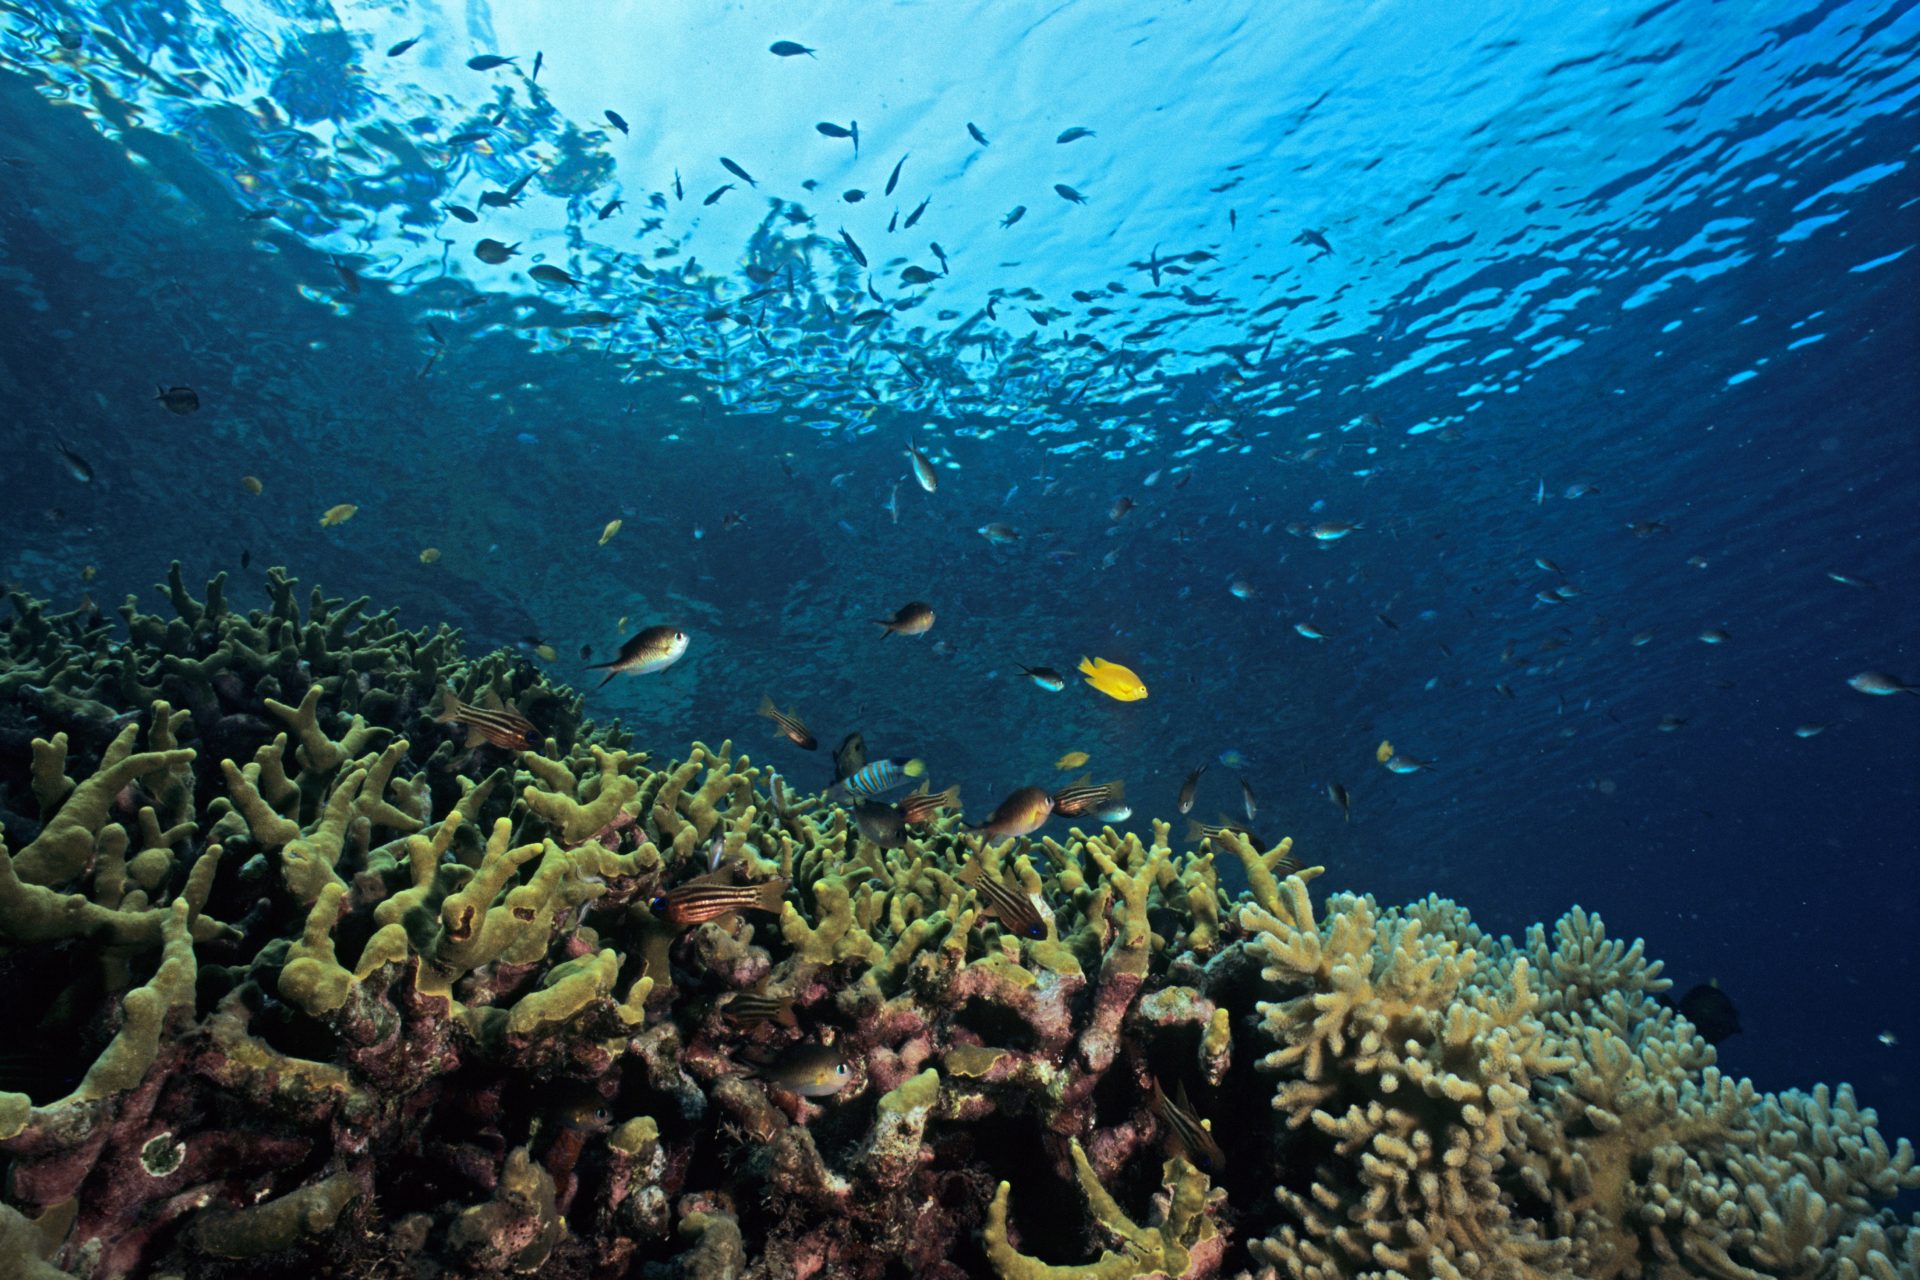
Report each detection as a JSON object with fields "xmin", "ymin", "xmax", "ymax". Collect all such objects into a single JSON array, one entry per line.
[{"xmin": 907, "ymin": 441, "xmax": 938, "ymax": 493}]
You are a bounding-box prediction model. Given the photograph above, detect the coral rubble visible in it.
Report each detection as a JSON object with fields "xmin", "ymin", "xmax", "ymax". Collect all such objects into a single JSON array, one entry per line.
[{"xmin": 0, "ymin": 566, "xmax": 1913, "ymax": 1279}]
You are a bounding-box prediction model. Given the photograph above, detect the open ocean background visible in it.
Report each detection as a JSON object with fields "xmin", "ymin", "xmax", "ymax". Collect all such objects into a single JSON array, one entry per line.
[{"xmin": 1, "ymin": 0, "xmax": 1915, "ymax": 1145}]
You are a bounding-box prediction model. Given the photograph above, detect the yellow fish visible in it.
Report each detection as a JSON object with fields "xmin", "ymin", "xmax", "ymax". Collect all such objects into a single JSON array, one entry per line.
[
  {"xmin": 419, "ymin": 547, "xmax": 441, "ymax": 564},
  {"xmin": 320, "ymin": 503, "xmax": 358, "ymax": 527},
  {"xmin": 599, "ymin": 518, "xmax": 622, "ymax": 546},
  {"xmin": 1376, "ymin": 739, "xmax": 1394, "ymax": 763},
  {"xmin": 1079, "ymin": 656, "xmax": 1147, "ymax": 702},
  {"xmin": 1055, "ymin": 751, "xmax": 1090, "ymax": 770},
  {"xmin": 241, "ymin": 475, "xmax": 263, "ymax": 495},
  {"xmin": 535, "ymin": 643, "xmax": 558, "ymax": 662},
  {"xmin": 81, "ymin": 565, "xmax": 97, "ymax": 582}
]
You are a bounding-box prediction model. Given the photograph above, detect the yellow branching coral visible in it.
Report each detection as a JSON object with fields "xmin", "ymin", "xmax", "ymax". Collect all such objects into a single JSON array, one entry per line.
[
  {"xmin": 2, "ymin": 565, "xmax": 1913, "ymax": 1280},
  {"xmin": 986, "ymin": 1141, "xmax": 1223, "ymax": 1280}
]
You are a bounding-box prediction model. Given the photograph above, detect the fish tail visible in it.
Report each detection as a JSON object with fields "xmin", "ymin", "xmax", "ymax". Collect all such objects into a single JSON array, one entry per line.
[
  {"xmin": 873, "ymin": 619, "xmax": 895, "ymax": 635},
  {"xmin": 431, "ymin": 684, "xmax": 459, "ymax": 723},
  {"xmin": 758, "ymin": 693, "xmax": 779, "ymax": 721},
  {"xmin": 1077, "ymin": 655, "xmax": 1098, "ymax": 677},
  {"xmin": 594, "ymin": 668, "xmax": 621, "ymax": 689},
  {"xmin": 1104, "ymin": 779, "xmax": 1126, "ymax": 805},
  {"xmin": 1185, "ymin": 819, "xmax": 1209, "ymax": 845},
  {"xmin": 752, "ymin": 877, "xmax": 790, "ymax": 915},
  {"xmin": 934, "ymin": 784, "xmax": 960, "ymax": 810},
  {"xmin": 775, "ymin": 1002, "xmax": 799, "ymax": 1030},
  {"xmin": 903, "ymin": 758, "xmax": 925, "ymax": 778}
]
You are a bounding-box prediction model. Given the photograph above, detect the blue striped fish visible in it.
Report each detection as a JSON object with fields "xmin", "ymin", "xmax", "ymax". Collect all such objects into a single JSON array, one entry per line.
[{"xmin": 827, "ymin": 757, "xmax": 924, "ymax": 800}]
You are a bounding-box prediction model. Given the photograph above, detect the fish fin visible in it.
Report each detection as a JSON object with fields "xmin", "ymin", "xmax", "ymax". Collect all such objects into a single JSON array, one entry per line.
[
  {"xmin": 479, "ymin": 689, "xmax": 505, "ymax": 712},
  {"xmin": 752, "ymin": 878, "xmax": 790, "ymax": 915},
  {"xmin": 955, "ymin": 854, "xmax": 983, "ymax": 888},
  {"xmin": 903, "ymin": 758, "xmax": 925, "ymax": 777},
  {"xmin": 908, "ymin": 780, "xmax": 930, "ymax": 798},
  {"xmin": 775, "ymin": 1003, "xmax": 800, "ymax": 1030},
  {"xmin": 758, "ymin": 693, "xmax": 778, "ymax": 719},
  {"xmin": 464, "ymin": 725, "xmax": 488, "ymax": 750},
  {"xmin": 935, "ymin": 784, "xmax": 961, "ymax": 810},
  {"xmin": 595, "ymin": 668, "xmax": 619, "ymax": 690},
  {"xmin": 874, "ymin": 619, "xmax": 894, "ymax": 635},
  {"xmin": 1175, "ymin": 1080, "xmax": 1197, "ymax": 1112},
  {"xmin": 432, "ymin": 685, "xmax": 460, "ymax": 724},
  {"xmin": 1064, "ymin": 772, "xmax": 1091, "ymax": 789},
  {"xmin": 1184, "ymin": 819, "xmax": 1209, "ymax": 845},
  {"xmin": 1077, "ymin": 655, "xmax": 1098, "ymax": 676},
  {"xmin": 689, "ymin": 862, "xmax": 737, "ymax": 887},
  {"xmin": 1104, "ymin": 779, "xmax": 1126, "ymax": 804}
]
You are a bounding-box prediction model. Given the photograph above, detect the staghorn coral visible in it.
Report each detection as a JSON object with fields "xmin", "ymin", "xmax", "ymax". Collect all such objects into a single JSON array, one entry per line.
[{"xmin": 0, "ymin": 567, "xmax": 1912, "ymax": 1280}]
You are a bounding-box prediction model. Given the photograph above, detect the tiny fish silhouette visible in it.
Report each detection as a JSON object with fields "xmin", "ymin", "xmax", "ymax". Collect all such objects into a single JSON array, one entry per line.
[
  {"xmin": 1001, "ymin": 206, "xmax": 1026, "ymax": 228},
  {"xmin": 1054, "ymin": 183, "xmax": 1088, "ymax": 204},
  {"xmin": 466, "ymin": 54, "xmax": 515, "ymax": 70},
  {"xmin": 967, "ymin": 122, "xmax": 989, "ymax": 146},
  {"xmin": 885, "ymin": 154, "xmax": 907, "ymax": 196},
  {"xmin": 839, "ymin": 228, "xmax": 867, "ymax": 267},
  {"xmin": 721, "ymin": 156, "xmax": 756, "ymax": 186},
  {"xmin": 604, "ymin": 109, "xmax": 629, "ymax": 135},
  {"xmin": 1055, "ymin": 127, "xmax": 1095, "ymax": 143},
  {"xmin": 387, "ymin": 33, "xmax": 423, "ymax": 57},
  {"xmin": 769, "ymin": 40, "xmax": 815, "ymax": 57},
  {"xmin": 155, "ymin": 385, "xmax": 200, "ymax": 414},
  {"xmin": 904, "ymin": 196, "xmax": 930, "ymax": 228},
  {"xmin": 703, "ymin": 183, "xmax": 734, "ymax": 206}
]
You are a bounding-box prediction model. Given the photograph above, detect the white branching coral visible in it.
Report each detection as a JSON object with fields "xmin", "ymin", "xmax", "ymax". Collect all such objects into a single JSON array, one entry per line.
[{"xmin": 1240, "ymin": 877, "xmax": 1919, "ymax": 1280}]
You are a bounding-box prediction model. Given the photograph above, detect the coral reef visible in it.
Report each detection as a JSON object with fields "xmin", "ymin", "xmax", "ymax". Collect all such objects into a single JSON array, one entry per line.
[{"xmin": 0, "ymin": 566, "xmax": 1913, "ymax": 1279}]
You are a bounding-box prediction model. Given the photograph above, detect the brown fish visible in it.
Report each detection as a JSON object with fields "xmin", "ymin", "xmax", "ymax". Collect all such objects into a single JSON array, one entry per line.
[
  {"xmin": 832, "ymin": 731, "xmax": 868, "ymax": 784},
  {"xmin": 1177, "ymin": 764, "xmax": 1209, "ymax": 814},
  {"xmin": 899, "ymin": 781, "xmax": 961, "ymax": 825},
  {"xmin": 874, "ymin": 601, "xmax": 935, "ymax": 637},
  {"xmin": 751, "ymin": 1042, "xmax": 851, "ymax": 1097},
  {"xmin": 970, "ymin": 785, "xmax": 1053, "ymax": 839},
  {"xmin": 757, "ymin": 695, "xmax": 818, "ymax": 749},
  {"xmin": 1050, "ymin": 775, "xmax": 1125, "ymax": 818},
  {"xmin": 1148, "ymin": 1076, "xmax": 1226, "ymax": 1173},
  {"xmin": 718, "ymin": 980, "xmax": 799, "ymax": 1030},
  {"xmin": 852, "ymin": 800, "xmax": 908, "ymax": 849},
  {"xmin": 651, "ymin": 875, "xmax": 788, "ymax": 927},
  {"xmin": 957, "ymin": 851, "xmax": 1048, "ymax": 939},
  {"xmin": 586, "ymin": 625, "xmax": 689, "ymax": 688},
  {"xmin": 433, "ymin": 685, "xmax": 539, "ymax": 751}
]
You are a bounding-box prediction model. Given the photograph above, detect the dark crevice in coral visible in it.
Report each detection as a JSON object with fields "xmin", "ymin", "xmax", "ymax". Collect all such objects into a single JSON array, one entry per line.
[
  {"xmin": 247, "ymin": 981, "xmax": 342, "ymax": 1062},
  {"xmin": 950, "ymin": 995, "xmax": 1039, "ymax": 1052}
]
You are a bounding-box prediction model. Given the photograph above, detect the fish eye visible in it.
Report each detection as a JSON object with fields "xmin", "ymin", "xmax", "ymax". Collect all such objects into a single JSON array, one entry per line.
[
  {"xmin": 1026, "ymin": 923, "xmax": 1045, "ymax": 938},
  {"xmin": 648, "ymin": 894, "xmax": 667, "ymax": 911}
]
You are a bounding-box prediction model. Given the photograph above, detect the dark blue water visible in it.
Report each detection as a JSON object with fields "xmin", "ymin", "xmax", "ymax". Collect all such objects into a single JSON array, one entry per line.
[{"xmin": 1, "ymin": 0, "xmax": 1916, "ymax": 1149}]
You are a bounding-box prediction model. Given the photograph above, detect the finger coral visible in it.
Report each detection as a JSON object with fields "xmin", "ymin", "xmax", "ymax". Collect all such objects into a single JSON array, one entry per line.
[{"xmin": 0, "ymin": 566, "xmax": 1911, "ymax": 1279}]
